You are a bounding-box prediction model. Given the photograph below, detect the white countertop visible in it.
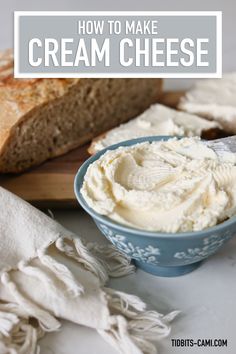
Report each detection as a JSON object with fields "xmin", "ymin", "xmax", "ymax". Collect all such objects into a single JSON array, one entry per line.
[{"xmin": 40, "ymin": 208, "xmax": 236, "ymax": 354}]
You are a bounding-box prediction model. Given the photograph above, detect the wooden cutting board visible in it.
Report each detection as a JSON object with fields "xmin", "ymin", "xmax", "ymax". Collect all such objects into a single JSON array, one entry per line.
[
  {"xmin": 0, "ymin": 144, "xmax": 90, "ymax": 208},
  {"xmin": 0, "ymin": 90, "xmax": 184, "ymax": 208}
]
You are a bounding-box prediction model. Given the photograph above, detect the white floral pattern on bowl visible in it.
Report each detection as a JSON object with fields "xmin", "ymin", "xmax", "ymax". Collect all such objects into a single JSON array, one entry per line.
[
  {"xmin": 174, "ymin": 233, "xmax": 232, "ymax": 264},
  {"xmin": 99, "ymin": 224, "xmax": 161, "ymax": 264},
  {"xmin": 99, "ymin": 224, "xmax": 234, "ymax": 266}
]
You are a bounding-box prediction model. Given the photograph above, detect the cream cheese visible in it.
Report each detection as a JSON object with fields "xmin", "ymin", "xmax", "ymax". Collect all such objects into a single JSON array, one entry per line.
[
  {"xmin": 92, "ymin": 104, "xmax": 221, "ymax": 153},
  {"xmin": 179, "ymin": 74, "xmax": 236, "ymax": 133},
  {"xmin": 81, "ymin": 137, "xmax": 236, "ymax": 233}
]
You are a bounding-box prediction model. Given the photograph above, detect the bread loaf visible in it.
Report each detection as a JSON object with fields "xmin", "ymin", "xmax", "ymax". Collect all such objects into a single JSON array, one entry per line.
[
  {"xmin": 89, "ymin": 104, "xmax": 224, "ymax": 154},
  {"xmin": 0, "ymin": 50, "xmax": 162, "ymax": 173}
]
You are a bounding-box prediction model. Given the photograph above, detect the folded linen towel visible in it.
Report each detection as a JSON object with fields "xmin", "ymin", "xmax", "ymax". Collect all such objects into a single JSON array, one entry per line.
[{"xmin": 0, "ymin": 187, "xmax": 178, "ymax": 354}]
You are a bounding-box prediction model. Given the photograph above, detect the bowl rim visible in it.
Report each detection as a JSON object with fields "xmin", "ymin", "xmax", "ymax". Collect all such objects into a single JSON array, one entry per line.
[{"xmin": 74, "ymin": 135, "xmax": 236, "ymax": 239}]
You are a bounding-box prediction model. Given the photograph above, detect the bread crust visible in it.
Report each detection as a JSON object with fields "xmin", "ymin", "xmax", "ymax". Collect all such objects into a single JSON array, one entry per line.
[
  {"xmin": 88, "ymin": 133, "xmax": 107, "ymax": 155},
  {"xmin": 0, "ymin": 50, "xmax": 81, "ymax": 157}
]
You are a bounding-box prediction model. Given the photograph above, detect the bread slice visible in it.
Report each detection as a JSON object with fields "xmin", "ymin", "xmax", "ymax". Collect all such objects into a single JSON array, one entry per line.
[
  {"xmin": 179, "ymin": 74, "xmax": 236, "ymax": 133},
  {"xmin": 0, "ymin": 50, "xmax": 162, "ymax": 173},
  {"xmin": 88, "ymin": 104, "xmax": 224, "ymax": 154}
]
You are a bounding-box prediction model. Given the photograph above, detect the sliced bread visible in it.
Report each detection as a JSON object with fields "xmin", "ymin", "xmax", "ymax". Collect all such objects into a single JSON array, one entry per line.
[
  {"xmin": 88, "ymin": 104, "xmax": 224, "ymax": 154},
  {"xmin": 179, "ymin": 74, "xmax": 236, "ymax": 133},
  {"xmin": 0, "ymin": 50, "xmax": 162, "ymax": 173}
]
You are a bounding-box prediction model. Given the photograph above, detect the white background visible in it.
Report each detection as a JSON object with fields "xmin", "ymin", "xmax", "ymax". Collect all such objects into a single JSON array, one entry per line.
[{"xmin": 0, "ymin": 1, "xmax": 236, "ymax": 354}]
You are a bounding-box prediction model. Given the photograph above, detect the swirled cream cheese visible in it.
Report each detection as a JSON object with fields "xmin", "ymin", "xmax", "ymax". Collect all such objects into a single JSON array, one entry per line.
[{"xmin": 81, "ymin": 137, "xmax": 236, "ymax": 233}]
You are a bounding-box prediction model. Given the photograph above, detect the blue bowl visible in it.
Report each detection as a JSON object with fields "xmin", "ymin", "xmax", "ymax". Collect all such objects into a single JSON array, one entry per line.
[{"xmin": 74, "ymin": 136, "xmax": 236, "ymax": 277}]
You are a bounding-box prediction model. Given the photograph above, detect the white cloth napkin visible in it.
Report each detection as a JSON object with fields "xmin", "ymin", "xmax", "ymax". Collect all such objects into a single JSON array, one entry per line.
[{"xmin": 0, "ymin": 187, "xmax": 178, "ymax": 354}]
